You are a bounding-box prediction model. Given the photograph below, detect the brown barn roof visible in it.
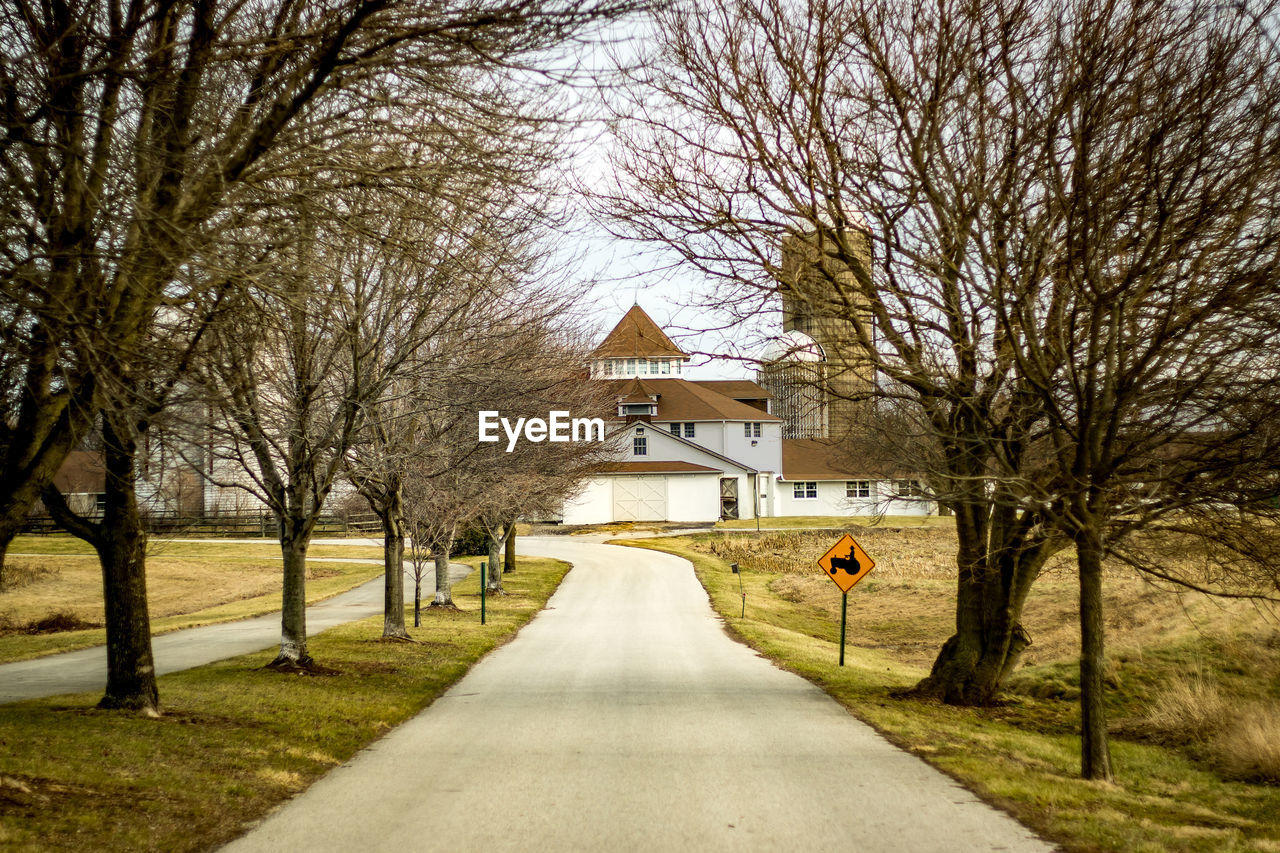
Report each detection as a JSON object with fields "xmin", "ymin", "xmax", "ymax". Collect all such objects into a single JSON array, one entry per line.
[
  {"xmin": 691, "ymin": 380, "xmax": 772, "ymax": 400},
  {"xmin": 591, "ymin": 305, "xmax": 689, "ymax": 359},
  {"xmin": 604, "ymin": 378, "xmax": 781, "ymax": 422},
  {"xmin": 781, "ymin": 439, "xmax": 916, "ymax": 480}
]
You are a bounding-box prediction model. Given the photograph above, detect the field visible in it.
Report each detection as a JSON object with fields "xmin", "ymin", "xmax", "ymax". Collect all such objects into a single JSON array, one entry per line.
[
  {"xmin": 0, "ymin": 536, "xmax": 387, "ymax": 663},
  {"xmin": 623, "ymin": 529, "xmax": 1280, "ymax": 852}
]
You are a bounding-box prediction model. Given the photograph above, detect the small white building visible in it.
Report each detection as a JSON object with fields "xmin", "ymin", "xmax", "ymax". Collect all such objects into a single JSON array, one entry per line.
[{"xmin": 560, "ymin": 305, "xmax": 936, "ymax": 524}]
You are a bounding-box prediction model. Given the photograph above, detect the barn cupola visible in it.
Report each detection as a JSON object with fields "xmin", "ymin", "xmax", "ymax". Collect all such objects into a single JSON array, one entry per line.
[{"xmin": 589, "ymin": 304, "xmax": 691, "ymax": 379}]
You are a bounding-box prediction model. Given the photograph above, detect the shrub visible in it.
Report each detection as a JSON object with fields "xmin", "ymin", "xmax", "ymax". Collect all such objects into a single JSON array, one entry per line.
[{"xmin": 450, "ymin": 525, "xmax": 489, "ymax": 558}]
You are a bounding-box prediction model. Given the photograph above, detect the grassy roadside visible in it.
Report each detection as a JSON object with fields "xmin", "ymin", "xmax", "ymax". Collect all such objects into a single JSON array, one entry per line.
[
  {"xmin": 619, "ymin": 536, "xmax": 1280, "ymax": 853},
  {"xmin": 0, "ymin": 555, "xmax": 569, "ymax": 852}
]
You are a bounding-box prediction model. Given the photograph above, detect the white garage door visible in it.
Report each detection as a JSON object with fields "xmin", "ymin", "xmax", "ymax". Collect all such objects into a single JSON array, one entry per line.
[{"xmin": 613, "ymin": 476, "xmax": 667, "ymax": 521}]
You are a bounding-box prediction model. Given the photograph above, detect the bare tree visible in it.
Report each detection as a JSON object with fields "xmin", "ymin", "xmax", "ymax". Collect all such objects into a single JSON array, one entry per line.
[
  {"xmin": 596, "ymin": 0, "xmax": 1066, "ymax": 704},
  {"xmin": 0, "ymin": 0, "xmax": 638, "ymax": 587},
  {"xmin": 989, "ymin": 0, "xmax": 1280, "ymax": 780},
  {"xmin": 598, "ymin": 0, "xmax": 1280, "ymax": 725}
]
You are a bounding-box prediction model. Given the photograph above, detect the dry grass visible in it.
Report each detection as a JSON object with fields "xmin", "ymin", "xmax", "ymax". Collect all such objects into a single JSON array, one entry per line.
[
  {"xmin": 0, "ymin": 554, "xmax": 346, "ymax": 630},
  {"xmin": 0, "ymin": 542, "xmax": 385, "ymax": 662},
  {"xmin": 1139, "ymin": 675, "xmax": 1280, "ymax": 785},
  {"xmin": 690, "ymin": 529, "xmax": 1258, "ymax": 670},
  {"xmin": 1217, "ymin": 707, "xmax": 1280, "ymax": 784},
  {"xmin": 1141, "ymin": 674, "xmax": 1237, "ymax": 745}
]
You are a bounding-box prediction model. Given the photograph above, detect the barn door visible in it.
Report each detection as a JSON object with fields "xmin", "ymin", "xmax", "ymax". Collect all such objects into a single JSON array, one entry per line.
[{"xmin": 720, "ymin": 477, "xmax": 739, "ymax": 520}]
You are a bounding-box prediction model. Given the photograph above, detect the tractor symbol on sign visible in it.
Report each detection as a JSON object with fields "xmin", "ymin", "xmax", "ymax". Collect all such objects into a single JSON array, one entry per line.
[{"xmin": 828, "ymin": 547, "xmax": 863, "ymax": 577}]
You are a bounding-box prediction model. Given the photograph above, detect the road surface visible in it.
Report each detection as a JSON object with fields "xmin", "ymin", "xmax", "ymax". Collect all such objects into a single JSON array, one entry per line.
[{"xmin": 220, "ymin": 536, "xmax": 1055, "ymax": 853}]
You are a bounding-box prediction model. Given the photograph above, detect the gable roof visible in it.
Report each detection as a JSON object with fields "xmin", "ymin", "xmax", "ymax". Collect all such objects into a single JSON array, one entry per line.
[
  {"xmin": 603, "ymin": 378, "xmax": 781, "ymax": 423},
  {"xmin": 591, "ymin": 305, "xmax": 689, "ymax": 359},
  {"xmin": 604, "ymin": 420, "xmax": 759, "ymax": 474}
]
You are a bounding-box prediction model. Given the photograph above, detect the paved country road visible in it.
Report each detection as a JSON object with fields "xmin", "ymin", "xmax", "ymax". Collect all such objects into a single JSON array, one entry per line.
[
  {"xmin": 221, "ymin": 536, "xmax": 1056, "ymax": 853},
  {"xmin": 0, "ymin": 554, "xmax": 474, "ymax": 704}
]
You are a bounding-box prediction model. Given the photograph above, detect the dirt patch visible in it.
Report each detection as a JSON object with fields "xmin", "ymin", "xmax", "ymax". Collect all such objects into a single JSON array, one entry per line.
[{"xmin": 261, "ymin": 658, "xmax": 342, "ymax": 676}]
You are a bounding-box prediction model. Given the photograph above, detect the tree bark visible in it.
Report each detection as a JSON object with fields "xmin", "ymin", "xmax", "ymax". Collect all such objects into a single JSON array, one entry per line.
[
  {"xmin": 503, "ymin": 522, "xmax": 516, "ymax": 573},
  {"xmin": 271, "ymin": 523, "xmax": 312, "ymax": 667},
  {"xmin": 377, "ymin": 487, "xmax": 410, "ymax": 639},
  {"xmin": 911, "ymin": 503, "xmax": 1046, "ymax": 705},
  {"xmin": 432, "ymin": 549, "xmax": 455, "ymax": 607},
  {"xmin": 1076, "ymin": 528, "xmax": 1114, "ymax": 781},
  {"xmin": 414, "ymin": 560, "xmax": 424, "ymax": 627},
  {"xmin": 486, "ymin": 530, "xmax": 504, "ymax": 593}
]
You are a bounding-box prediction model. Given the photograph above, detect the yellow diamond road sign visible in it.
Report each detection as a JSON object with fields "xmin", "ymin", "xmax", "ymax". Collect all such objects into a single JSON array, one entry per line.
[{"xmin": 817, "ymin": 533, "xmax": 875, "ymax": 593}]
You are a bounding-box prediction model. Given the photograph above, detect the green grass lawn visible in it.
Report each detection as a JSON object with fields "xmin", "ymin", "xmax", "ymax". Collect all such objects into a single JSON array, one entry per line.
[
  {"xmin": 0, "ymin": 556, "xmax": 569, "ymax": 852},
  {"xmin": 619, "ymin": 535, "xmax": 1280, "ymax": 853},
  {"xmin": 714, "ymin": 514, "xmax": 956, "ymax": 529}
]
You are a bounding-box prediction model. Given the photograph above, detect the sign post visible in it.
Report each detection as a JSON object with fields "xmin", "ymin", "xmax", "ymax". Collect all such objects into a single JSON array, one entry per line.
[
  {"xmin": 816, "ymin": 533, "xmax": 876, "ymax": 666},
  {"xmin": 480, "ymin": 561, "xmax": 487, "ymax": 625}
]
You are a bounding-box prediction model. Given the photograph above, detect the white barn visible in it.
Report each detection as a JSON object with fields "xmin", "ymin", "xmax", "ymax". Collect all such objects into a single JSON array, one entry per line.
[{"xmin": 560, "ymin": 306, "xmax": 936, "ymax": 524}]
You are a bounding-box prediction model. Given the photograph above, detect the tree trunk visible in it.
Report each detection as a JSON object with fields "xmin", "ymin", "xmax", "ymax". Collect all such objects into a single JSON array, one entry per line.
[
  {"xmin": 486, "ymin": 531, "xmax": 504, "ymax": 593},
  {"xmin": 432, "ymin": 549, "xmax": 455, "ymax": 607},
  {"xmin": 1076, "ymin": 528, "xmax": 1114, "ymax": 781},
  {"xmin": 414, "ymin": 560, "xmax": 423, "ymax": 626},
  {"xmin": 271, "ymin": 524, "xmax": 312, "ymax": 667},
  {"xmin": 503, "ymin": 522, "xmax": 516, "ymax": 574},
  {"xmin": 378, "ymin": 487, "xmax": 410, "ymax": 639},
  {"xmin": 42, "ymin": 417, "xmax": 160, "ymax": 714},
  {"xmin": 95, "ymin": 422, "xmax": 159, "ymax": 714},
  {"xmin": 911, "ymin": 505, "xmax": 1046, "ymax": 705}
]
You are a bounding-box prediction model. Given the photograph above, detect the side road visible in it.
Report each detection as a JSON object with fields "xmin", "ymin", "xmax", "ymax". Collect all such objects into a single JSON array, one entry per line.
[{"xmin": 0, "ymin": 556, "xmax": 474, "ymax": 704}]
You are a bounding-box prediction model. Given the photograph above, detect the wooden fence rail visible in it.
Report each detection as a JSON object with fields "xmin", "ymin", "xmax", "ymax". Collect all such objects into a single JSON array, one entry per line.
[{"xmin": 21, "ymin": 510, "xmax": 384, "ymax": 538}]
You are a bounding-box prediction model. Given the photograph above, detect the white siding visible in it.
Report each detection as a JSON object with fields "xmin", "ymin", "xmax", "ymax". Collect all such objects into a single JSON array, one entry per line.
[
  {"xmin": 560, "ymin": 478, "xmax": 614, "ymax": 525},
  {"xmin": 665, "ymin": 473, "xmax": 723, "ymax": 522},
  {"xmin": 722, "ymin": 420, "xmax": 783, "ymax": 473},
  {"xmin": 774, "ymin": 480, "xmax": 934, "ymax": 517}
]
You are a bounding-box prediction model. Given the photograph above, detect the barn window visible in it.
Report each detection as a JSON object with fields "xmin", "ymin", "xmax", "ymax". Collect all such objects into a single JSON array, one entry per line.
[
  {"xmin": 846, "ymin": 481, "xmax": 871, "ymax": 498},
  {"xmin": 634, "ymin": 435, "xmax": 648, "ymax": 456}
]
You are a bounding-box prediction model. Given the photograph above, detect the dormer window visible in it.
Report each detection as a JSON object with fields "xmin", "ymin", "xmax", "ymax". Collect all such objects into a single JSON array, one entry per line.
[
  {"xmin": 603, "ymin": 361, "xmax": 613, "ymax": 377},
  {"xmin": 620, "ymin": 403, "xmax": 657, "ymax": 417}
]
